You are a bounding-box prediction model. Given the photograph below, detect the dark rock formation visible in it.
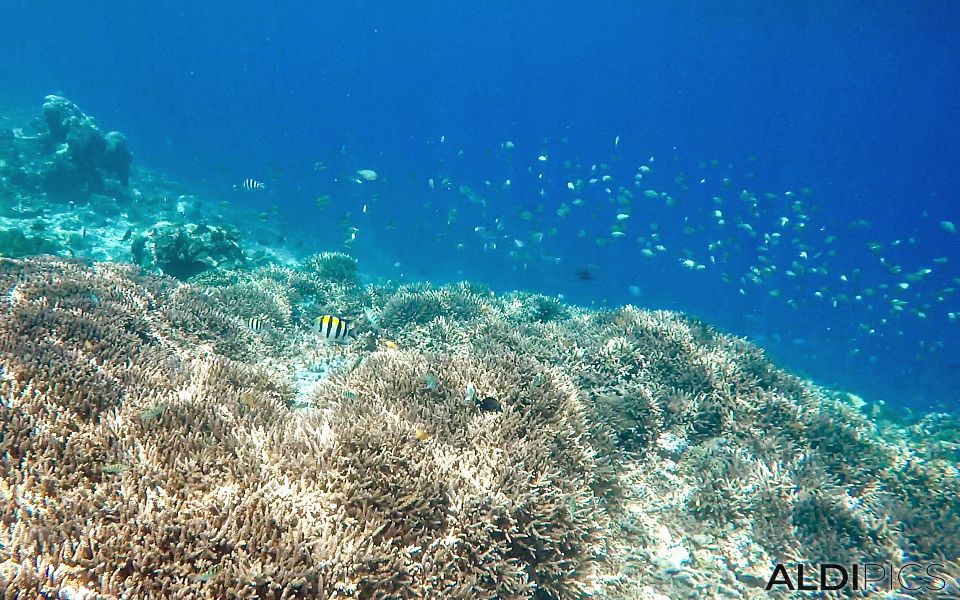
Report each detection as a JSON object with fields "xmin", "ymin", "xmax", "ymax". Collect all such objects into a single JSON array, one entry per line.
[
  {"xmin": 132, "ymin": 222, "xmax": 245, "ymax": 279},
  {"xmin": 34, "ymin": 95, "xmax": 133, "ymax": 196}
]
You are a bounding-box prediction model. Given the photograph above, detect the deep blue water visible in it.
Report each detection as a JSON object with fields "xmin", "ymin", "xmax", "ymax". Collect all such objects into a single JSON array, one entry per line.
[{"xmin": 3, "ymin": 1, "xmax": 959, "ymax": 412}]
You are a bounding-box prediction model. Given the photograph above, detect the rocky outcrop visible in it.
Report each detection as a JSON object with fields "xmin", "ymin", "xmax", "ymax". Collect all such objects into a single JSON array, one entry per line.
[{"xmin": 131, "ymin": 222, "xmax": 245, "ymax": 279}]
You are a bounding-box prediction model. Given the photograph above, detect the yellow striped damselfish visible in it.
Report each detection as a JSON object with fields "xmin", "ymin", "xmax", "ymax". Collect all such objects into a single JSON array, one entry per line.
[{"xmin": 312, "ymin": 315, "xmax": 356, "ymax": 343}]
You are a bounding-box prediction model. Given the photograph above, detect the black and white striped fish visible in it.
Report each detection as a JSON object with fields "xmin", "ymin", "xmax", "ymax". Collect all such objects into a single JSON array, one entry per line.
[
  {"xmin": 247, "ymin": 314, "xmax": 268, "ymax": 332},
  {"xmin": 312, "ymin": 315, "xmax": 356, "ymax": 343},
  {"xmin": 239, "ymin": 178, "xmax": 265, "ymax": 191}
]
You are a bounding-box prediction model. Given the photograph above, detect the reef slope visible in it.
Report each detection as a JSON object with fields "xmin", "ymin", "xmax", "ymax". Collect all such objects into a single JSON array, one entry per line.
[{"xmin": 1, "ymin": 257, "xmax": 958, "ymax": 599}]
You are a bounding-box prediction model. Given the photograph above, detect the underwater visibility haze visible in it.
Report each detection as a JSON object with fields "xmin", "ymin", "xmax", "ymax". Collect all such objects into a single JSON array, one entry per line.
[{"xmin": 1, "ymin": 2, "xmax": 959, "ymax": 598}]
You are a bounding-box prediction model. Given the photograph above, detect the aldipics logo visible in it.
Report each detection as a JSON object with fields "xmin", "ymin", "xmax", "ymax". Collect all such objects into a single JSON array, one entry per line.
[{"xmin": 765, "ymin": 563, "xmax": 947, "ymax": 593}]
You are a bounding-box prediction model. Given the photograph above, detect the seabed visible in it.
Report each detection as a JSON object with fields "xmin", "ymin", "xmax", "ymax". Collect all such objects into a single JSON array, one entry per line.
[{"xmin": 0, "ymin": 98, "xmax": 958, "ymax": 599}]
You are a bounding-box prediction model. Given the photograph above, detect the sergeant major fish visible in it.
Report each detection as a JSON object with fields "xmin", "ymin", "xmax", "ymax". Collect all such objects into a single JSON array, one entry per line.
[
  {"xmin": 237, "ymin": 178, "xmax": 265, "ymax": 191},
  {"xmin": 247, "ymin": 314, "xmax": 268, "ymax": 332},
  {"xmin": 312, "ymin": 315, "xmax": 357, "ymax": 343}
]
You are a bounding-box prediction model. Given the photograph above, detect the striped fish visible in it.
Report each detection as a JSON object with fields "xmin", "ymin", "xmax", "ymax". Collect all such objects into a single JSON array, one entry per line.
[
  {"xmin": 247, "ymin": 314, "xmax": 268, "ymax": 332},
  {"xmin": 240, "ymin": 178, "xmax": 265, "ymax": 191},
  {"xmin": 312, "ymin": 315, "xmax": 356, "ymax": 343}
]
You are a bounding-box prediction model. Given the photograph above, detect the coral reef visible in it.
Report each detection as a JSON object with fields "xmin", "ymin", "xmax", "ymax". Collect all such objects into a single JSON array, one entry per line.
[
  {"xmin": 1, "ymin": 257, "xmax": 958, "ymax": 599},
  {"xmin": 302, "ymin": 251, "xmax": 359, "ymax": 284},
  {"xmin": 0, "ymin": 96, "xmax": 151, "ymax": 265},
  {"xmin": 376, "ymin": 282, "xmax": 489, "ymax": 334},
  {"xmin": 36, "ymin": 95, "xmax": 132, "ymax": 191},
  {"xmin": 188, "ymin": 262, "xmax": 372, "ymax": 335},
  {"xmin": 1, "ymin": 96, "xmax": 311, "ymax": 274},
  {"xmin": 0, "ymin": 227, "xmax": 62, "ymax": 258},
  {"xmin": 132, "ymin": 222, "xmax": 245, "ymax": 279},
  {"xmin": 28, "ymin": 95, "xmax": 133, "ymax": 198}
]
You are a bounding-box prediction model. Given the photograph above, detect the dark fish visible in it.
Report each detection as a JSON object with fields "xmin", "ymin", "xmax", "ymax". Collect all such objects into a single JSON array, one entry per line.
[
  {"xmin": 575, "ymin": 267, "xmax": 595, "ymax": 281},
  {"xmin": 477, "ymin": 396, "xmax": 502, "ymax": 412},
  {"xmin": 121, "ymin": 228, "xmax": 133, "ymax": 242}
]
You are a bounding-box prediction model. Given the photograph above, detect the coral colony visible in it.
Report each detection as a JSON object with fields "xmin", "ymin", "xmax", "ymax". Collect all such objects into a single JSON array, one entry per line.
[{"xmin": 1, "ymin": 99, "xmax": 959, "ymax": 599}]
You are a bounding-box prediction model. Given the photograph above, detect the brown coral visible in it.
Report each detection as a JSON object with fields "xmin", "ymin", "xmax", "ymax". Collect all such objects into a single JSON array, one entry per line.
[
  {"xmin": 0, "ymin": 258, "xmax": 608, "ymax": 599},
  {"xmin": 1, "ymin": 257, "xmax": 958, "ymax": 600}
]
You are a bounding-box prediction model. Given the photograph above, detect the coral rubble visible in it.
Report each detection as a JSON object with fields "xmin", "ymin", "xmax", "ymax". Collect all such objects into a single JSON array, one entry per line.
[{"xmin": 0, "ymin": 257, "xmax": 958, "ymax": 599}]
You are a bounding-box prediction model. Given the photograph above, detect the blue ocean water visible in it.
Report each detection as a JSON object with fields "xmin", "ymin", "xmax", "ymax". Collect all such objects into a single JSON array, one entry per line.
[{"xmin": 3, "ymin": 1, "xmax": 959, "ymax": 412}]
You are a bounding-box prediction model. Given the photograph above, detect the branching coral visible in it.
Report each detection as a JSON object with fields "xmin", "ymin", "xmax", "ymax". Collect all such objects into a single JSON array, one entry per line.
[
  {"xmin": 302, "ymin": 251, "xmax": 359, "ymax": 284},
  {"xmin": 304, "ymin": 349, "xmax": 611, "ymax": 598},
  {"xmin": 1, "ymin": 256, "xmax": 957, "ymax": 600},
  {"xmin": 0, "ymin": 258, "xmax": 607, "ymax": 598},
  {"xmin": 500, "ymin": 291, "xmax": 571, "ymax": 323},
  {"xmin": 204, "ymin": 280, "xmax": 293, "ymax": 330},
  {"xmin": 187, "ymin": 263, "xmax": 372, "ymax": 340},
  {"xmin": 378, "ymin": 282, "xmax": 489, "ymax": 334}
]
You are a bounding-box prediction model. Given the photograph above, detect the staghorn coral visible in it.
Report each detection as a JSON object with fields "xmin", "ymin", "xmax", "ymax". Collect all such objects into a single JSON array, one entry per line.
[
  {"xmin": 500, "ymin": 291, "xmax": 571, "ymax": 323},
  {"xmin": 0, "ymin": 258, "xmax": 608, "ymax": 599},
  {"xmin": 377, "ymin": 282, "xmax": 489, "ymax": 334},
  {"xmin": 191, "ymin": 262, "xmax": 371, "ymax": 324},
  {"xmin": 1, "ymin": 256, "xmax": 958, "ymax": 600},
  {"xmin": 303, "ymin": 349, "xmax": 611, "ymax": 598},
  {"xmin": 204, "ymin": 279, "xmax": 294, "ymax": 331},
  {"xmin": 302, "ymin": 251, "xmax": 359, "ymax": 284}
]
